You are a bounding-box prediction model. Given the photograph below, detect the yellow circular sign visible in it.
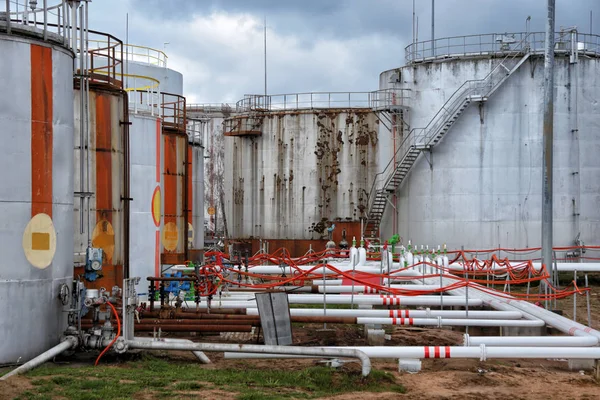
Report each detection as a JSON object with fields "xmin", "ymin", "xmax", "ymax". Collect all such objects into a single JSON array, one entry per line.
[
  {"xmin": 22, "ymin": 213, "xmax": 57, "ymax": 269},
  {"xmin": 162, "ymin": 222, "xmax": 179, "ymax": 251},
  {"xmin": 92, "ymin": 219, "xmax": 115, "ymax": 264},
  {"xmin": 151, "ymin": 186, "xmax": 161, "ymax": 227},
  {"xmin": 207, "ymin": 206, "xmax": 216, "ymax": 216}
]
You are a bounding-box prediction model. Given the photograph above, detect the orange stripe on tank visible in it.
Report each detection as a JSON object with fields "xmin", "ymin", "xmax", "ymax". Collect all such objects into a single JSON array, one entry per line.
[
  {"xmin": 156, "ymin": 118, "xmax": 161, "ymax": 183},
  {"xmin": 187, "ymin": 145, "xmax": 192, "ymax": 225},
  {"xmin": 30, "ymin": 44, "xmax": 53, "ymax": 218},
  {"xmin": 163, "ymin": 134, "xmax": 177, "ymax": 231}
]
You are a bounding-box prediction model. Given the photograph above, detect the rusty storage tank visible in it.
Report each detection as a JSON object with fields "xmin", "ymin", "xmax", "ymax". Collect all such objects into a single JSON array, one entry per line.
[
  {"xmin": 187, "ymin": 119, "xmax": 205, "ymax": 262},
  {"xmin": 375, "ymin": 31, "xmax": 600, "ymax": 250},
  {"xmin": 223, "ymin": 93, "xmax": 380, "ymax": 256},
  {"xmin": 0, "ymin": 3, "xmax": 74, "ymax": 364},
  {"xmin": 73, "ymin": 34, "xmax": 129, "ymax": 290},
  {"xmin": 161, "ymin": 93, "xmax": 189, "ymax": 265}
]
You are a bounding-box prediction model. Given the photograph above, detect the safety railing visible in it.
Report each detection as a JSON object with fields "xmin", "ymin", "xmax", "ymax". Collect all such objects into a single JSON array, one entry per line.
[
  {"xmin": 235, "ymin": 90, "xmax": 412, "ymax": 113},
  {"xmin": 187, "ymin": 120, "xmax": 204, "ymax": 146},
  {"xmin": 1, "ymin": 0, "xmax": 75, "ymax": 46},
  {"xmin": 367, "ymin": 33, "xmax": 534, "ymax": 222},
  {"xmin": 406, "ymin": 31, "xmax": 600, "ymax": 63},
  {"xmin": 88, "ymin": 40, "xmax": 168, "ymax": 68},
  {"xmin": 187, "ymin": 104, "xmax": 235, "ymax": 115},
  {"xmin": 223, "ymin": 115, "xmax": 264, "ymax": 136},
  {"xmin": 87, "ymin": 32, "xmax": 123, "ymax": 89},
  {"xmin": 161, "ymin": 92, "xmax": 186, "ymax": 132},
  {"xmin": 236, "ymin": 92, "xmax": 374, "ymax": 112}
]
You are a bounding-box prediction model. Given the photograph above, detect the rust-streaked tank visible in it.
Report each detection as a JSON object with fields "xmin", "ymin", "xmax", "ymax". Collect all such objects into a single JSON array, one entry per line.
[
  {"xmin": 73, "ymin": 36, "xmax": 128, "ymax": 290},
  {"xmin": 160, "ymin": 93, "xmax": 189, "ymax": 265},
  {"xmin": 0, "ymin": 3, "xmax": 74, "ymax": 364}
]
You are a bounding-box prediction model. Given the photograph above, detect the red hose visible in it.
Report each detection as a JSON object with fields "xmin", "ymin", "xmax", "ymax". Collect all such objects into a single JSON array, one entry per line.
[{"xmin": 94, "ymin": 301, "xmax": 121, "ymax": 366}]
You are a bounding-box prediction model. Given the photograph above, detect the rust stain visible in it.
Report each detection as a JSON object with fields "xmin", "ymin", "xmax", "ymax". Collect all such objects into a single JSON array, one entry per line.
[
  {"xmin": 163, "ymin": 134, "xmax": 177, "ymax": 252},
  {"xmin": 30, "ymin": 44, "xmax": 53, "ymax": 217},
  {"xmin": 187, "ymin": 144, "xmax": 193, "ymax": 226}
]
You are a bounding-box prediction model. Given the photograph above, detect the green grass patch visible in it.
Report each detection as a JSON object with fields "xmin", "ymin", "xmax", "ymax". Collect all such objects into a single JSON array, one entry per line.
[{"xmin": 21, "ymin": 355, "xmax": 404, "ymax": 399}]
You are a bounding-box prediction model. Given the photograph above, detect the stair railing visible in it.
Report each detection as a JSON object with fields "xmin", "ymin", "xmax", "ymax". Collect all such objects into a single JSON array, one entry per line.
[{"xmin": 365, "ymin": 33, "xmax": 532, "ymax": 233}]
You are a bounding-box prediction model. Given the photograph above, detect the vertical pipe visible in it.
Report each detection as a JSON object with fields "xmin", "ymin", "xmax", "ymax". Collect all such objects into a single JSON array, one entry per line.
[
  {"xmin": 541, "ymin": 0, "xmax": 555, "ymax": 282},
  {"xmin": 431, "ymin": 0, "xmax": 434, "ymax": 57},
  {"xmin": 85, "ymin": 0, "xmax": 91, "ymax": 244},
  {"xmin": 43, "ymin": 0, "xmax": 47, "ymax": 40},
  {"xmin": 6, "ymin": 0, "xmax": 11, "ymax": 35},
  {"xmin": 264, "ymin": 16, "xmax": 267, "ymax": 96},
  {"xmin": 70, "ymin": 1, "xmax": 76, "ymax": 51},
  {"xmin": 322, "ymin": 263, "xmax": 327, "ymax": 329},
  {"xmin": 585, "ymin": 274, "xmax": 591, "ymax": 327},
  {"xmin": 573, "ymin": 270, "xmax": 577, "ymax": 321}
]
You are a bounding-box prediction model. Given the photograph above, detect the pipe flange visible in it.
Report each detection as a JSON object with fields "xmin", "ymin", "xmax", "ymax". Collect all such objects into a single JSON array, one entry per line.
[
  {"xmin": 60, "ymin": 335, "xmax": 79, "ymax": 349},
  {"xmin": 113, "ymin": 337, "xmax": 128, "ymax": 354}
]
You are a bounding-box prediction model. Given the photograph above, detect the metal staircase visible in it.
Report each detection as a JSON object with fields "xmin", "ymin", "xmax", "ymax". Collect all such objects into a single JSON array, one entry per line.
[{"xmin": 364, "ymin": 39, "xmax": 532, "ymax": 240}]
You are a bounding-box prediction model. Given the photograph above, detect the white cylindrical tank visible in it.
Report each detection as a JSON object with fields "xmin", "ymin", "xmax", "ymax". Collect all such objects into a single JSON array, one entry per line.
[
  {"xmin": 223, "ymin": 107, "xmax": 380, "ymax": 255},
  {"xmin": 379, "ymin": 32, "xmax": 600, "ymax": 250},
  {"xmin": 129, "ymin": 113, "xmax": 163, "ymax": 298},
  {"xmin": 0, "ymin": 24, "xmax": 74, "ymax": 363},
  {"xmin": 188, "ymin": 121, "xmax": 205, "ymax": 262}
]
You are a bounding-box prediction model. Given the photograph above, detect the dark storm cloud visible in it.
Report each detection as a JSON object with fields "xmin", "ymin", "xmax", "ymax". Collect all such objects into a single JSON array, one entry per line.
[{"xmin": 93, "ymin": 0, "xmax": 600, "ymax": 103}]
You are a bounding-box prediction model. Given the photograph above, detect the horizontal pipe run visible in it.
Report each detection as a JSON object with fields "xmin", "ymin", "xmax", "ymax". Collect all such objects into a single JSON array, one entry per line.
[
  {"xmin": 132, "ymin": 337, "xmax": 211, "ymax": 363},
  {"xmin": 246, "ymin": 308, "xmax": 523, "ymax": 320},
  {"xmin": 202, "ymin": 294, "xmax": 482, "ymax": 307},
  {"xmin": 448, "ymin": 262, "xmax": 600, "ymax": 272},
  {"xmin": 355, "ymin": 317, "xmax": 545, "ymax": 327},
  {"xmin": 131, "ymin": 324, "xmax": 252, "ymax": 332},
  {"xmin": 463, "ymin": 334, "xmax": 599, "ymax": 347},
  {"xmin": 0, "ymin": 337, "xmax": 77, "ymax": 381},
  {"xmin": 315, "ymin": 285, "xmax": 442, "ymax": 294},
  {"xmin": 136, "ymin": 316, "xmax": 357, "ymax": 324},
  {"xmin": 224, "ymin": 345, "xmax": 600, "ymax": 360},
  {"xmin": 126, "ymin": 340, "xmax": 371, "ymax": 376}
]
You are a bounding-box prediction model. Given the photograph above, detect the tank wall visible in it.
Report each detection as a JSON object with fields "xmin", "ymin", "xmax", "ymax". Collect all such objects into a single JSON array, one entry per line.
[
  {"xmin": 379, "ymin": 55, "xmax": 600, "ymax": 250},
  {"xmin": 73, "ymin": 88, "xmax": 126, "ymax": 288},
  {"xmin": 127, "ymin": 61, "xmax": 183, "ymax": 96},
  {"xmin": 224, "ymin": 110, "xmax": 380, "ymax": 240},
  {"xmin": 189, "ymin": 142, "xmax": 205, "ymax": 258},
  {"xmin": 0, "ymin": 37, "xmax": 74, "ymax": 364},
  {"xmin": 129, "ymin": 114, "xmax": 162, "ymax": 297}
]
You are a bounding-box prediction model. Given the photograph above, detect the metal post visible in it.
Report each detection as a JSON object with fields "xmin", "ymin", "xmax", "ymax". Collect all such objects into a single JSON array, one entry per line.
[
  {"xmin": 585, "ymin": 274, "xmax": 591, "ymax": 327},
  {"xmin": 323, "ymin": 262, "xmax": 327, "ymax": 329},
  {"xmin": 541, "ymin": 0, "xmax": 555, "ymax": 287},
  {"xmin": 264, "ymin": 16, "xmax": 267, "ymax": 96},
  {"xmin": 463, "ymin": 245, "xmax": 468, "ymax": 335},
  {"xmin": 431, "ymin": 0, "xmax": 435, "ymax": 57},
  {"xmin": 5, "ymin": 0, "xmax": 11, "ymax": 34},
  {"xmin": 573, "ymin": 270, "xmax": 577, "ymax": 321},
  {"xmin": 43, "ymin": 0, "xmax": 47, "ymax": 40}
]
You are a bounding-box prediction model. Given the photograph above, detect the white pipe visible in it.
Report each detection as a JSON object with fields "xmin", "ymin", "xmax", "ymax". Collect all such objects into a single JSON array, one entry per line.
[
  {"xmin": 315, "ymin": 284, "xmax": 441, "ymax": 294},
  {"xmin": 448, "ymin": 262, "xmax": 600, "ymax": 272},
  {"xmin": 356, "ymin": 317, "xmax": 545, "ymax": 328},
  {"xmin": 418, "ymin": 273, "xmax": 600, "ymax": 339},
  {"xmin": 132, "ymin": 337, "xmax": 210, "ymax": 363},
  {"xmin": 245, "ymin": 308, "xmax": 523, "ymax": 320},
  {"xmin": 0, "ymin": 337, "xmax": 77, "ymax": 380},
  {"xmin": 224, "ymin": 346, "xmax": 600, "ymax": 360},
  {"xmin": 186, "ymin": 295, "xmax": 482, "ymax": 307},
  {"xmin": 463, "ymin": 334, "xmax": 599, "ymax": 347},
  {"xmin": 126, "ymin": 340, "xmax": 371, "ymax": 376},
  {"xmin": 312, "ymin": 279, "xmax": 343, "ymax": 286}
]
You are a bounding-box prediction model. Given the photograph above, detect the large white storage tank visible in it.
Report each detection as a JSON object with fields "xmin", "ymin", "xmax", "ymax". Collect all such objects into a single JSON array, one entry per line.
[
  {"xmin": 377, "ymin": 31, "xmax": 600, "ymax": 250},
  {"xmin": 223, "ymin": 94, "xmax": 380, "ymax": 256},
  {"xmin": 0, "ymin": 5, "xmax": 74, "ymax": 364}
]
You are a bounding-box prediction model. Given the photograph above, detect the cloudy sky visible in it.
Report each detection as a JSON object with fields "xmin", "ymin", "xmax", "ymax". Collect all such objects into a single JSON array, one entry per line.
[{"xmin": 89, "ymin": 0, "xmax": 599, "ymax": 104}]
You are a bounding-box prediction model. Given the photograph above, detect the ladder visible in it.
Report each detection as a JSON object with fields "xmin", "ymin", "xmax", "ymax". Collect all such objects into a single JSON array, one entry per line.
[{"xmin": 365, "ymin": 40, "xmax": 532, "ymax": 240}]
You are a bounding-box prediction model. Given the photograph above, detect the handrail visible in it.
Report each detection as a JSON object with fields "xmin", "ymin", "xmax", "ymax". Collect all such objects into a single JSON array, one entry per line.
[
  {"xmin": 88, "ymin": 39, "xmax": 168, "ymax": 68},
  {"xmin": 405, "ymin": 31, "xmax": 600, "ymax": 63},
  {"xmin": 366, "ymin": 33, "xmax": 534, "ymax": 226},
  {"xmin": 1, "ymin": 1, "xmax": 69, "ymax": 45},
  {"xmin": 235, "ymin": 90, "xmax": 411, "ymax": 113}
]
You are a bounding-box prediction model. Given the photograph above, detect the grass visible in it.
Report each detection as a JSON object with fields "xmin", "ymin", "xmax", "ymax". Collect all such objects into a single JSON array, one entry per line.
[{"xmin": 15, "ymin": 355, "xmax": 404, "ymax": 400}]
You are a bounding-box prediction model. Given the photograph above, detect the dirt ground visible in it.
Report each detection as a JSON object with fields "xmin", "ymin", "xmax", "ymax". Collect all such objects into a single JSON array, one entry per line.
[{"xmin": 1, "ymin": 282, "xmax": 599, "ymax": 399}]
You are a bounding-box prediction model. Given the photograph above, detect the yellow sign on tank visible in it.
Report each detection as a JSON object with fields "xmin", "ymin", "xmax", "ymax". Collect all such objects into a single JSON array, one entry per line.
[
  {"xmin": 22, "ymin": 213, "xmax": 57, "ymax": 269},
  {"xmin": 162, "ymin": 222, "xmax": 179, "ymax": 251},
  {"xmin": 92, "ymin": 220, "xmax": 114, "ymax": 264}
]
